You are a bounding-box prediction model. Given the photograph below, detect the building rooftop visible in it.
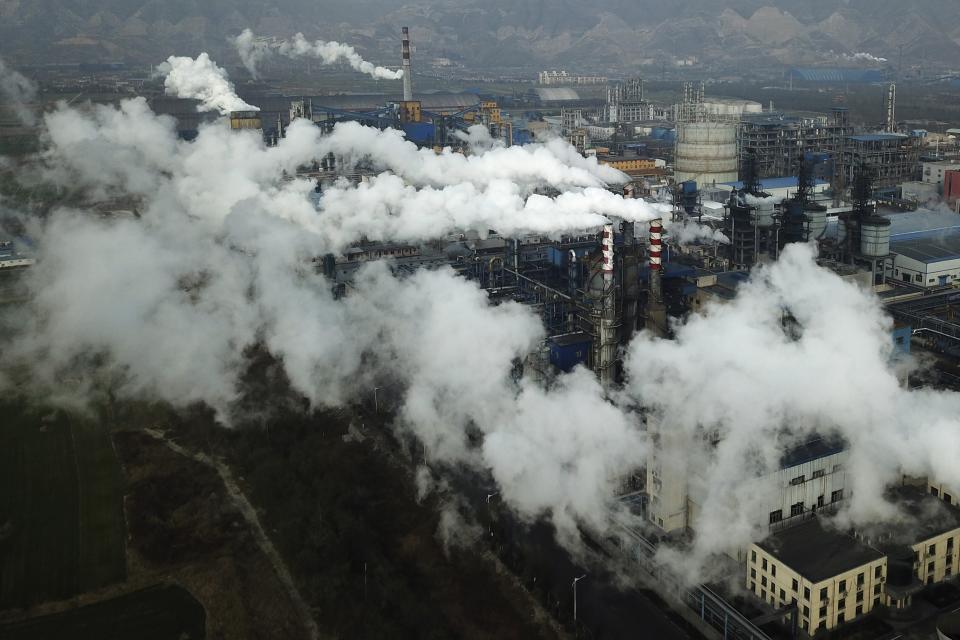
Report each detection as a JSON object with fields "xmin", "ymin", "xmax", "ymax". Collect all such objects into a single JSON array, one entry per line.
[
  {"xmin": 882, "ymin": 484, "xmax": 960, "ymax": 544},
  {"xmin": 758, "ymin": 518, "xmax": 884, "ymax": 583},
  {"xmin": 848, "ymin": 133, "xmax": 908, "ymax": 143},
  {"xmin": 891, "ymin": 230, "xmax": 960, "ymax": 264},
  {"xmin": 780, "ymin": 437, "xmax": 846, "ymax": 469},
  {"xmin": 720, "ymin": 177, "xmax": 829, "ymax": 190}
]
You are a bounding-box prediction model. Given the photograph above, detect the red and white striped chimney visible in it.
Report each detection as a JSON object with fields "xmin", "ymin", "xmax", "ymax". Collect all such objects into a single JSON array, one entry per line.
[
  {"xmin": 601, "ymin": 223, "xmax": 615, "ymax": 285},
  {"xmin": 649, "ymin": 218, "xmax": 663, "ymax": 272},
  {"xmin": 401, "ymin": 27, "xmax": 413, "ymax": 101}
]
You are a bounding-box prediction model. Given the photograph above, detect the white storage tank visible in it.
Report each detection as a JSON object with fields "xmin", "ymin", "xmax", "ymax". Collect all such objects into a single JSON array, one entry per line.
[
  {"xmin": 807, "ymin": 208, "xmax": 827, "ymax": 240},
  {"xmin": 860, "ymin": 216, "xmax": 891, "ymax": 257},
  {"xmin": 674, "ymin": 121, "xmax": 738, "ymax": 186},
  {"xmin": 751, "ymin": 199, "xmax": 775, "ymax": 228}
]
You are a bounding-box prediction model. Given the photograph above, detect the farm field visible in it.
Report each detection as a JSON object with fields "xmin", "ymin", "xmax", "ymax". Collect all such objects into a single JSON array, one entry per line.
[
  {"xmin": 0, "ymin": 402, "xmax": 126, "ymax": 610},
  {"xmin": 0, "ymin": 583, "xmax": 204, "ymax": 640}
]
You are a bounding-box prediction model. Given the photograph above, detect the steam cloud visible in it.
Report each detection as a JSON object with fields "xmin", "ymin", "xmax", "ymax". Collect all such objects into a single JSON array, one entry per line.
[
  {"xmin": 234, "ymin": 29, "xmax": 403, "ymax": 81},
  {"xmin": 157, "ymin": 54, "xmax": 258, "ymax": 114},
  {"xmin": 0, "ymin": 57, "xmax": 37, "ymax": 126},
  {"xmin": 4, "ymin": 57, "xmax": 960, "ymax": 592}
]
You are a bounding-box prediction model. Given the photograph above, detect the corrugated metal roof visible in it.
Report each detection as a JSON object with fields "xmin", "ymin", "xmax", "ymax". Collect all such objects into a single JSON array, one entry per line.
[
  {"xmin": 790, "ymin": 68, "xmax": 885, "ymax": 83},
  {"xmin": 721, "ymin": 177, "xmax": 829, "ymax": 189},
  {"xmin": 848, "ymin": 133, "xmax": 907, "ymax": 142},
  {"xmin": 892, "ymin": 232, "xmax": 960, "ymax": 264}
]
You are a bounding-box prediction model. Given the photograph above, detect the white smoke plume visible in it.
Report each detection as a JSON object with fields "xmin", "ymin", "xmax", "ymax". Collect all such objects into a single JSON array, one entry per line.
[
  {"xmin": 157, "ymin": 53, "xmax": 258, "ymax": 115},
  {"xmin": 0, "ymin": 57, "xmax": 37, "ymax": 126},
  {"xmin": 7, "ymin": 87, "xmax": 960, "ymax": 593},
  {"xmin": 665, "ymin": 219, "xmax": 730, "ymax": 246},
  {"xmin": 315, "ymin": 121, "xmax": 628, "ymax": 190},
  {"xmin": 830, "ymin": 50, "xmax": 888, "ymax": 65},
  {"xmin": 625, "ymin": 242, "xmax": 960, "ymax": 580},
  {"xmin": 234, "ymin": 29, "xmax": 403, "ymax": 81}
]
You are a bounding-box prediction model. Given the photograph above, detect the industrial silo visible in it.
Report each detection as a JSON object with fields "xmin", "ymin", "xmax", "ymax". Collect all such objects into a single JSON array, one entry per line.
[
  {"xmin": 751, "ymin": 198, "xmax": 775, "ymax": 228},
  {"xmin": 674, "ymin": 121, "xmax": 738, "ymax": 186},
  {"xmin": 860, "ymin": 216, "xmax": 891, "ymax": 257},
  {"xmin": 807, "ymin": 207, "xmax": 828, "ymax": 240}
]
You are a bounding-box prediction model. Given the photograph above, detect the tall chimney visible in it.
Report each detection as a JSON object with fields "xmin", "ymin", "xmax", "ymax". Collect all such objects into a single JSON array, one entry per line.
[
  {"xmin": 649, "ymin": 218, "xmax": 663, "ymax": 302},
  {"xmin": 401, "ymin": 27, "xmax": 413, "ymax": 101}
]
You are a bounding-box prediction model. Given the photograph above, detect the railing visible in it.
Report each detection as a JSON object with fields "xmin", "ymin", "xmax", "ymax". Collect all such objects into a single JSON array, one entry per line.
[{"xmin": 610, "ymin": 517, "xmax": 774, "ymax": 640}]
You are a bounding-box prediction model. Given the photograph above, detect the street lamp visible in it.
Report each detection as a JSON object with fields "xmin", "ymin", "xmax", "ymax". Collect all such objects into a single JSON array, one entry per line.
[
  {"xmin": 373, "ymin": 386, "xmax": 382, "ymax": 413},
  {"xmin": 572, "ymin": 574, "xmax": 587, "ymax": 622},
  {"xmin": 486, "ymin": 492, "xmax": 499, "ymax": 538}
]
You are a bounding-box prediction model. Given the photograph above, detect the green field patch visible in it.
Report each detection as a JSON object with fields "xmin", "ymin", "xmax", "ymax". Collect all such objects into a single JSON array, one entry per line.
[{"xmin": 0, "ymin": 402, "xmax": 126, "ymax": 610}]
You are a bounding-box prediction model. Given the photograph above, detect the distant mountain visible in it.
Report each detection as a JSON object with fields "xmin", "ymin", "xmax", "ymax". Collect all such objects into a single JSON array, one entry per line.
[{"xmin": 1, "ymin": 0, "xmax": 957, "ymax": 72}]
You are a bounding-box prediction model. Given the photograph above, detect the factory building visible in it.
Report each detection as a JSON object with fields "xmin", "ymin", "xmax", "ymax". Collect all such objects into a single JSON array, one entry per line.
[
  {"xmin": 537, "ymin": 70, "xmax": 608, "ymax": 86},
  {"xmin": 647, "ymin": 436, "xmax": 851, "ymax": 540},
  {"xmin": 748, "ymin": 519, "xmax": 886, "ymax": 635},
  {"xmin": 842, "ymin": 134, "xmax": 921, "ymax": 192},
  {"xmin": 889, "ymin": 231, "xmax": 960, "ymax": 288},
  {"xmin": 747, "ymin": 484, "xmax": 960, "ymax": 635},
  {"xmin": 738, "ymin": 108, "xmax": 853, "ymax": 180}
]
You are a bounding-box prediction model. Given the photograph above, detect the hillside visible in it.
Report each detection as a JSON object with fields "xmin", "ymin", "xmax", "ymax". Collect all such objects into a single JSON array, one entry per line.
[{"xmin": 0, "ymin": 1, "xmax": 956, "ymax": 73}]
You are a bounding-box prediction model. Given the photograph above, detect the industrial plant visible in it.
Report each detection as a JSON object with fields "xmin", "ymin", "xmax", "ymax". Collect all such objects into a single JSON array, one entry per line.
[{"xmin": 4, "ymin": 10, "xmax": 960, "ymax": 640}]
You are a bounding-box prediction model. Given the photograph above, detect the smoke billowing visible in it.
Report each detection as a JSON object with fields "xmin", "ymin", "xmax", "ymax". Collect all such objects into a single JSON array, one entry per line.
[
  {"xmin": 4, "ymin": 54, "xmax": 960, "ymax": 595},
  {"xmin": 0, "ymin": 57, "xmax": 37, "ymax": 126},
  {"xmin": 234, "ymin": 29, "xmax": 403, "ymax": 81},
  {"xmin": 157, "ymin": 54, "xmax": 258, "ymax": 114}
]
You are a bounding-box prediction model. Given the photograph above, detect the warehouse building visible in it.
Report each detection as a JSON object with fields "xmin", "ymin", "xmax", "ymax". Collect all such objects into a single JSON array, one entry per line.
[{"xmin": 889, "ymin": 228, "xmax": 960, "ymax": 288}]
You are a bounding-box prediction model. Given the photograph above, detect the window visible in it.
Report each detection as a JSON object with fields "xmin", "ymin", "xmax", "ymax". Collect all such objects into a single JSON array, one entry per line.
[
  {"xmin": 928, "ymin": 561, "xmax": 935, "ymax": 573},
  {"xmin": 856, "ymin": 604, "xmax": 863, "ymax": 616},
  {"xmin": 792, "ymin": 578, "xmax": 799, "ymax": 592},
  {"xmin": 929, "ymin": 544, "xmax": 937, "ymax": 555},
  {"xmin": 820, "ymin": 587, "xmax": 828, "ymax": 600},
  {"xmin": 804, "ymin": 587, "xmax": 811, "ymax": 600},
  {"xmin": 772, "ymin": 565, "xmax": 777, "ymax": 577},
  {"xmin": 833, "ymin": 464, "xmax": 843, "ymax": 473},
  {"xmin": 838, "ymin": 579, "xmax": 846, "ymax": 593},
  {"xmin": 780, "ymin": 588, "xmax": 786, "ymax": 601},
  {"xmin": 812, "ymin": 469, "xmax": 825, "ymax": 479},
  {"xmin": 947, "ymin": 566, "xmax": 953, "ymax": 577},
  {"xmin": 839, "ymin": 598, "xmax": 846, "ymax": 610},
  {"xmin": 875, "ymin": 566, "xmax": 882, "ymax": 578},
  {"xmin": 874, "ymin": 597, "xmax": 880, "ymax": 608},
  {"xmin": 838, "ymin": 612, "xmax": 845, "ymax": 624},
  {"xmin": 791, "ymin": 502, "xmax": 805, "ymax": 517},
  {"xmin": 769, "ymin": 509, "xmax": 783, "ymax": 524},
  {"xmin": 857, "ymin": 591, "xmax": 864, "ymax": 603},
  {"xmin": 932, "ymin": 486, "xmax": 940, "ymax": 497},
  {"xmin": 857, "ymin": 572, "xmax": 864, "ymax": 586},
  {"xmin": 874, "ymin": 584, "xmax": 881, "ymax": 595},
  {"xmin": 762, "ymin": 576, "xmax": 768, "ymax": 587},
  {"xmin": 751, "ymin": 550, "xmax": 757, "ymax": 563},
  {"xmin": 916, "ymin": 274, "xmax": 923, "ymax": 282},
  {"xmin": 790, "ymin": 475, "xmax": 805, "ymax": 485},
  {"xmin": 831, "ymin": 489, "xmax": 844, "ymax": 502},
  {"xmin": 751, "ymin": 568, "xmax": 756, "ymax": 579},
  {"xmin": 751, "ymin": 581, "xmax": 756, "ymax": 591},
  {"xmin": 946, "ymin": 493, "xmax": 954, "ymax": 505},
  {"xmin": 819, "ymin": 605, "xmax": 827, "ymax": 618},
  {"xmin": 803, "ymin": 605, "xmax": 810, "ymax": 617},
  {"xmin": 761, "ymin": 589, "xmax": 766, "ymax": 600},
  {"xmin": 948, "ymin": 538, "xmax": 955, "ymax": 550},
  {"xmin": 763, "ymin": 558, "xmax": 768, "ymax": 570}
]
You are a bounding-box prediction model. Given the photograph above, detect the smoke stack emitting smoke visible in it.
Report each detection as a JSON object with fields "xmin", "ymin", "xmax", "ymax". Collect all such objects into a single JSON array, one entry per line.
[
  {"xmin": 6, "ymin": 53, "xmax": 960, "ymax": 589},
  {"xmin": 234, "ymin": 29, "xmax": 403, "ymax": 81}
]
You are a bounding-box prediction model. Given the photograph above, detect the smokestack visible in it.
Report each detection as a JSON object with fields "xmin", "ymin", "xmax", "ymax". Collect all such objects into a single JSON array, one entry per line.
[
  {"xmin": 649, "ymin": 218, "xmax": 663, "ymax": 302},
  {"xmin": 601, "ymin": 223, "xmax": 615, "ymax": 287},
  {"xmin": 598, "ymin": 223, "xmax": 616, "ymax": 386},
  {"xmin": 401, "ymin": 27, "xmax": 413, "ymax": 101}
]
